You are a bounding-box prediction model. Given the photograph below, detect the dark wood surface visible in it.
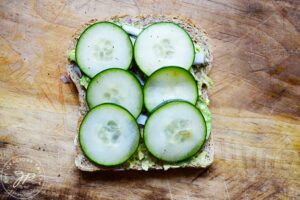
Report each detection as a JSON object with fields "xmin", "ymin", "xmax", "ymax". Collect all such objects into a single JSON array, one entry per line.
[{"xmin": 0, "ymin": 0, "xmax": 299, "ymax": 199}]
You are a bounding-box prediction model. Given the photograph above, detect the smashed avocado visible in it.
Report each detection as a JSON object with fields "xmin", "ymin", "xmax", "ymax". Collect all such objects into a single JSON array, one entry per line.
[
  {"xmin": 197, "ymin": 99, "xmax": 212, "ymax": 139},
  {"xmin": 68, "ymin": 49, "xmax": 76, "ymax": 62},
  {"xmin": 80, "ymin": 76, "xmax": 90, "ymax": 89}
]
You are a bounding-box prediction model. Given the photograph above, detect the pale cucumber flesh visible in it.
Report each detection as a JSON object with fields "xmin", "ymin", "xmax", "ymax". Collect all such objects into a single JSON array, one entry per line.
[
  {"xmin": 144, "ymin": 101, "xmax": 206, "ymax": 162},
  {"xmin": 134, "ymin": 22, "xmax": 195, "ymax": 76},
  {"xmin": 76, "ymin": 22, "xmax": 133, "ymax": 78},
  {"xmin": 86, "ymin": 68, "xmax": 143, "ymax": 118},
  {"xmin": 144, "ymin": 66, "xmax": 198, "ymax": 112},
  {"xmin": 79, "ymin": 104, "xmax": 140, "ymax": 166}
]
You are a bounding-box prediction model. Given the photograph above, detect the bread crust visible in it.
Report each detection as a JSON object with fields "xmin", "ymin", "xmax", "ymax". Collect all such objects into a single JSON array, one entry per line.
[{"xmin": 67, "ymin": 15, "xmax": 214, "ymax": 171}]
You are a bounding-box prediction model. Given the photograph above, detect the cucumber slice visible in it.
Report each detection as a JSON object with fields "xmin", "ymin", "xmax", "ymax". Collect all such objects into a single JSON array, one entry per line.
[
  {"xmin": 144, "ymin": 101, "xmax": 206, "ymax": 162},
  {"xmin": 76, "ymin": 22, "xmax": 133, "ymax": 78},
  {"xmin": 134, "ymin": 22, "xmax": 195, "ymax": 76},
  {"xmin": 79, "ymin": 104, "xmax": 140, "ymax": 166},
  {"xmin": 144, "ymin": 66, "xmax": 198, "ymax": 112},
  {"xmin": 87, "ymin": 68, "xmax": 143, "ymax": 118}
]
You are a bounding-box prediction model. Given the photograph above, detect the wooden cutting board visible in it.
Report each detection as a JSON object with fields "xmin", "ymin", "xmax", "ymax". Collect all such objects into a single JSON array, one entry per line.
[{"xmin": 0, "ymin": 0, "xmax": 299, "ymax": 199}]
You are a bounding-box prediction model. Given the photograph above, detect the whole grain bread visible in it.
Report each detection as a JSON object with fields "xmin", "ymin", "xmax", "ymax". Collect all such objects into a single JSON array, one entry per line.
[{"xmin": 67, "ymin": 15, "xmax": 214, "ymax": 171}]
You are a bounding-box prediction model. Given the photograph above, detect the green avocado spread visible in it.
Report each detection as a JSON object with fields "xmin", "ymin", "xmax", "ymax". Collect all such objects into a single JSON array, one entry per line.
[
  {"xmin": 79, "ymin": 76, "xmax": 90, "ymax": 89},
  {"xmin": 68, "ymin": 49, "xmax": 76, "ymax": 62},
  {"xmin": 197, "ymin": 99, "xmax": 212, "ymax": 139}
]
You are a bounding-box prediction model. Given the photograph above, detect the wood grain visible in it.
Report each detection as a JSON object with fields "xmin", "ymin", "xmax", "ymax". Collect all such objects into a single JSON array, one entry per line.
[{"xmin": 0, "ymin": 0, "xmax": 299, "ymax": 199}]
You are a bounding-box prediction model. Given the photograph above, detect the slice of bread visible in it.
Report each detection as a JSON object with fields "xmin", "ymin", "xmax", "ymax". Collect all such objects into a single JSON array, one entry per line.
[{"xmin": 67, "ymin": 15, "xmax": 214, "ymax": 171}]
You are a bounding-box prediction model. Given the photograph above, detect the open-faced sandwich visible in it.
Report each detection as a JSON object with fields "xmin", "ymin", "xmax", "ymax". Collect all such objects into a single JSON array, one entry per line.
[{"xmin": 67, "ymin": 15, "xmax": 213, "ymax": 171}]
